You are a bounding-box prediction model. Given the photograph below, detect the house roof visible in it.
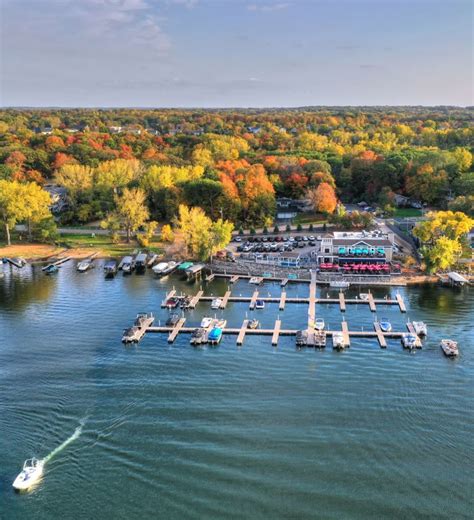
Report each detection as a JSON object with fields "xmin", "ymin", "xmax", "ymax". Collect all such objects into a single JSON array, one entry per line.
[{"xmin": 332, "ymin": 238, "xmax": 392, "ymax": 247}]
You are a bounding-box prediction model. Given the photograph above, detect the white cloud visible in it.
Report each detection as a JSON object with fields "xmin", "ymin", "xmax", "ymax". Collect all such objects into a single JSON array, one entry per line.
[{"xmin": 247, "ymin": 2, "xmax": 290, "ymax": 12}]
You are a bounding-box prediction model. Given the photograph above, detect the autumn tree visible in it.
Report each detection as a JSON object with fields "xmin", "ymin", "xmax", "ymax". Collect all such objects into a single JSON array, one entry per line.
[
  {"xmin": 308, "ymin": 182, "xmax": 337, "ymax": 214},
  {"xmin": 102, "ymin": 188, "xmax": 150, "ymax": 242}
]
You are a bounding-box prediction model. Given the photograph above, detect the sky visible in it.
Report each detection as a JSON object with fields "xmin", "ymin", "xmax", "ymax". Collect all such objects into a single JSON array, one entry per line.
[{"xmin": 1, "ymin": 0, "xmax": 472, "ymax": 107}]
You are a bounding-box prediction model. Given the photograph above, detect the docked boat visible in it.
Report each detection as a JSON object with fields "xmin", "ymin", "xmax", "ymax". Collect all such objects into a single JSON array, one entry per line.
[
  {"xmin": 255, "ymin": 299, "xmax": 265, "ymax": 309},
  {"xmin": 179, "ymin": 295, "xmax": 192, "ymax": 310},
  {"xmin": 208, "ymin": 326, "xmax": 223, "ymax": 345},
  {"xmin": 211, "ymin": 298, "xmax": 222, "ymax": 310},
  {"xmin": 401, "ymin": 333, "xmax": 420, "ymax": 350},
  {"xmin": 332, "ymin": 332, "xmax": 345, "ymax": 350},
  {"xmin": 12, "ymin": 458, "xmax": 44, "ymax": 491},
  {"xmin": 200, "ymin": 316, "xmax": 213, "ymax": 328},
  {"xmin": 296, "ymin": 330, "xmax": 308, "ymax": 347},
  {"xmin": 190, "ymin": 327, "xmax": 207, "ymax": 345},
  {"xmin": 76, "ymin": 259, "xmax": 94, "ymax": 272},
  {"xmin": 166, "ymin": 314, "xmax": 180, "ymax": 326},
  {"xmin": 120, "ymin": 256, "xmax": 134, "ymax": 274},
  {"xmin": 314, "ymin": 318, "xmax": 325, "ymax": 331},
  {"xmin": 440, "ymin": 339, "xmax": 458, "ymax": 357},
  {"xmin": 122, "ymin": 326, "xmax": 141, "ymax": 343},
  {"xmin": 134, "ymin": 312, "xmax": 154, "ymax": 329},
  {"xmin": 412, "ymin": 321, "xmax": 428, "ymax": 336},
  {"xmin": 359, "ymin": 293, "xmax": 370, "ymax": 301},
  {"xmin": 379, "ymin": 319, "xmax": 392, "ymax": 332},
  {"xmin": 161, "ymin": 261, "xmax": 177, "ymax": 276},
  {"xmin": 165, "ymin": 297, "xmax": 179, "ymax": 309},
  {"xmin": 247, "ymin": 319, "xmax": 259, "ymax": 329},
  {"xmin": 43, "ymin": 264, "xmax": 58, "ymax": 275},
  {"xmin": 135, "ymin": 252, "xmax": 147, "ymax": 273},
  {"xmin": 330, "ymin": 281, "xmax": 350, "ymax": 289},
  {"xmin": 104, "ymin": 260, "xmax": 118, "ymax": 278},
  {"xmin": 313, "ymin": 331, "xmax": 327, "ymax": 348},
  {"xmin": 249, "ymin": 277, "xmax": 261, "ymax": 285},
  {"xmin": 152, "ymin": 262, "xmax": 169, "ymax": 275}
]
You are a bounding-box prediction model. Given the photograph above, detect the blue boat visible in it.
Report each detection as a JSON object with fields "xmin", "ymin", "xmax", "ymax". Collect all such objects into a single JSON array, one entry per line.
[
  {"xmin": 379, "ymin": 319, "xmax": 392, "ymax": 332},
  {"xmin": 43, "ymin": 264, "xmax": 58, "ymax": 275},
  {"xmin": 208, "ymin": 327, "xmax": 223, "ymax": 345}
]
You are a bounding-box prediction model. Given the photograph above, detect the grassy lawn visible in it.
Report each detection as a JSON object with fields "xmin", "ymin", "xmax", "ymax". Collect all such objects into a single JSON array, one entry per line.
[
  {"xmin": 394, "ymin": 208, "xmax": 422, "ymax": 218},
  {"xmin": 293, "ymin": 212, "xmax": 328, "ymax": 225},
  {"xmin": 59, "ymin": 233, "xmax": 164, "ymax": 257}
]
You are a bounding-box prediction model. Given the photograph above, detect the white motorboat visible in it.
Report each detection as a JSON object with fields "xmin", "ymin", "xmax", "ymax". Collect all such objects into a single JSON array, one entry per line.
[
  {"xmin": 412, "ymin": 321, "xmax": 428, "ymax": 336},
  {"xmin": 152, "ymin": 262, "xmax": 169, "ymax": 275},
  {"xmin": 440, "ymin": 339, "xmax": 458, "ymax": 357},
  {"xmin": 314, "ymin": 318, "xmax": 325, "ymax": 331},
  {"xmin": 121, "ymin": 256, "xmax": 134, "ymax": 274},
  {"xmin": 332, "ymin": 332, "xmax": 345, "ymax": 350},
  {"xmin": 211, "ymin": 298, "xmax": 222, "ymax": 310},
  {"xmin": 76, "ymin": 259, "xmax": 93, "ymax": 272},
  {"xmin": 255, "ymin": 299, "xmax": 265, "ymax": 309},
  {"xmin": 359, "ymin": 293, "xmax": 370, "ymax": 301},
  {"xmin": 13, "ymin": 458, "xmax": 44, "ymax": 491},
  {"xmin": 249, "ymin": 277, "xmax": 261, "ymax": 285},
  {"xmin": 401, "ymin": 333, "xmax": 421, "ymax": 350},
  {"xmin": 247, "ymin": 319, "xmax": 259, "ymax": 329},
  {"xmin": 201, "ymin": 316, "xmax": 213, "ymax": 328},
  {"xmin": 161, "ymin": 261, "xmax": 177, "ymax": 275}
]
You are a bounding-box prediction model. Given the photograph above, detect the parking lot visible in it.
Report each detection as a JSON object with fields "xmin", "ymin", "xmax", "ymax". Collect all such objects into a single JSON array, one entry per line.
[{"xmin": 229, "ymin": 234, "xmax": 320, "ymax": 256}]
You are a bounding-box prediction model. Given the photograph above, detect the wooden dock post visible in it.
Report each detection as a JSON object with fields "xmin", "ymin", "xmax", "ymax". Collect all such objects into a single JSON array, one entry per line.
[
  {"xmin": 236, "ymin": 320, "xmax": 249, "ymax": 346},
  {"xmin": 220, "ymin": 290, "xmax": 232, "ymax": 309},
  {"xmin": 279, "ymin": 291, "xmax": 287, "ymax": 311},
  {"xmin": 373, "ymin": 322, "xmax": 387, "ymax": 348},
  {"xmin": 168, "ymin": 318, "xmax": 186, "ymax": 343},
  {"xmin": 272, "ymin": 320, "xmax": 281, "ymax": 346},
  {"xmin": 367, "ymin": 292, "xmax": 377, "ymax": 312},
  {"xmin": 249, "ymin": 290, "xmax": 259, "ymax": 310},
  {"xmin": 341, "ymin": 321, "xmax": 351, "ymax": 347},
  {"xmin": 339, "ymin": 292, "xmax": 346, "ymax": 312},
  {"xmin": 396, "ymin": 293, "xmax": 406, "ymax": 313}
]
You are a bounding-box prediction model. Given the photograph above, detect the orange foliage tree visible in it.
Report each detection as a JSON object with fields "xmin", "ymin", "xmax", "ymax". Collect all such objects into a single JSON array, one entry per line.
[{"xmin": 308, "ymin": 182, "xmax": 337, "ymax": 214}]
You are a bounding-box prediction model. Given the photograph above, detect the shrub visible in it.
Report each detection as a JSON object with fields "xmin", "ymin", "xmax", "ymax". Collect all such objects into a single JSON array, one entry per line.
[
  {"xmin": 308, "ymin": 223, "xmax": 314, "ymax": 231},
  {"xmin": 273, "ymin": 225, "xmax": 279, "ymax": 233},
  {"xmin": 250, "ymin": 227, "xmax": 256, "ymax": 235},
  {"xmin": 296, "ymin": 223, "xmax": 302, "ymax": 231},
  {"xmin": 263, "ymin": 226, "xmax": 268, "ymax": 234},
  {"xmin": 286, "ymin": 224, "xmax": 291, "ymax": 231}
]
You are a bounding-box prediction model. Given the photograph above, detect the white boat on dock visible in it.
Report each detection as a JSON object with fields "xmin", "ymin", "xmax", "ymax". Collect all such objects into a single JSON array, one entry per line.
[
  {"xmin": 401, "ymin": 333, "xmax": 421, "ymax": 350},
  {"xmin": 211, "ymin": 298, "xmax": 222, "ymax": 310},
  {"xmin": 314, "ymin": 318, "xmax": 325, "ymax": 331},
  {"xmin": 152, "ymin": 262, "xmax": 169, "ymax": 275},
  {"xmin": 161, "ymin": 261, "xmax": 177, "ymax": 276},
  {"xmin": 120, "ymin": 256, "xmax": 134, "ymax": 274},
  {"xmin": 13, "ymin": 458, "xmax": 44, "ymax": 491},
  {"xmin": 332, "ymin": 332, "xmax": 345, "ymax": 350},
  {"xmin": 249, "ymin": 277, "xmax": 261, "ymax": 285},
  {"xmin": 200, "ymin": 316, "xmax": 213, "ymax": 328},
  {"xmin": 359, "ymin": 293, "xmax": 370, "ymax": 301},
  {"xmin": 412, "ymin": 321, "xmax": 428, "ymax": 336},
  {"xmin": 440, "ymin": 339, "xmax": 458, "ymax": 357}
]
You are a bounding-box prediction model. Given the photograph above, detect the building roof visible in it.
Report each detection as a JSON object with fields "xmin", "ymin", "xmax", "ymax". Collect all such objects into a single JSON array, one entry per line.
[{"xmin": 332, "ymin": 238, "xmax": 393, "ymax": 247}]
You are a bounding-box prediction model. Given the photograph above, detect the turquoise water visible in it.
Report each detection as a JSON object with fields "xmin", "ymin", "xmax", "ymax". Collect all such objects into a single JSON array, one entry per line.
[{"xmin": 0, "ymin": 263, "xmax": 472, "ymax": 519}]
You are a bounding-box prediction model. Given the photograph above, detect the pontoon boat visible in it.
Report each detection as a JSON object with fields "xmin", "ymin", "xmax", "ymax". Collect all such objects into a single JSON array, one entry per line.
[{"xmin": 440, "ymin": 339, "xmax": 458, "ymax": 357}]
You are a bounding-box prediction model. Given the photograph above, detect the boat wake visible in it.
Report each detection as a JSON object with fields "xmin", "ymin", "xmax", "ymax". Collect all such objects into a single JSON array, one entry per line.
[{"xmin": 42, "ymin": 418, "xmax": 85, "ymax": 464}]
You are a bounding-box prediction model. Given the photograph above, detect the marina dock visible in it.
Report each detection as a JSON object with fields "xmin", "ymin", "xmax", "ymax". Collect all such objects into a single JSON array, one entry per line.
[
  {"xmin": 168, "ymin": 318, "xmax": 186, "ymax": 343},
  {"xmin": 249, "ymin": 290, "xmax": 259, "ymax": 310},
  {"xmin": 279, "ymin": 291, "xmax": 287, "ymax": 311},
  {"xmin": 373, "ymin": 322, "xmax": 387, "ymax": 348},
  {"xmin": 42, "ymin": 256, "xmax": 71, "ymax": 271},
  {"xmin": 220, "ymin": 290, "xmax": 232, "ymax": 309},
  {"xmin": 236, "ymin": 320, "xmax": 249, "ymax": 346}
]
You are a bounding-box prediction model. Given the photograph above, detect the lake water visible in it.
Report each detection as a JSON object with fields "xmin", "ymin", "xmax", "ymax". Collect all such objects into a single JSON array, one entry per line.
[{"xmin": 0, "ymin": 262, "xmax": 472, "ymax": 519}]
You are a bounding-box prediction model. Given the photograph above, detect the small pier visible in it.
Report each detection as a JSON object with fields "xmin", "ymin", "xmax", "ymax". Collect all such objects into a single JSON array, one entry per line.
[
  {"xmin": 341, "ymin": 321, "xmax": 351, "ymax": 347},
  {"xmin": 396, "ymin": 293, "xmax": 406, "ymax": 312},
  {"xmin": 236, "ymin": 320, "xmax": 249, "ymax": 346},
  {"xmin": 42, "ymin": 256, "xmax": 71, "ymax": 271},
  {"xmin": 272, "ymin": 320, "xmax": 281, "ymax": 346},
  {"xmin": 307, "ymin": 271, "xmax": 317, "ymax": 329},
  {"xmin": 168, "ymin": 318, "xmax": 186, "ymax": 343},
  {"xmin": 373, "ymin": 322, "xmax": 387, "ymax": 348},
  {"xmin": 280, "ymin": 278, "xmax": 288, "ymax": 287},
  {"xmin": 279, "ymin": 291, "xmax": 287, "ymax": 311},
  {"xmin": 229, "ymin": 275, "xmax": 240, "ymax": 284},
  {"xmin": 339, "ymin": 292, "xmax": 346, "ymax": 312},
  {"xmin": 220, "ymin": 290, "xmax": 232, "ymax": 309},
  {"xmin": 249, "ymin": 290, "xmax": 259, "ymax": 310},
  {"xmin": 189, "ymin": 290, "xmax": 203, "ymax": 308},
  {"xmin": 205, "ymin": 273, "xmax": 215, "ymax": 282},
  {"xmin": 367, "ymin": 292, "xmax": 377, "ymax": 312},
  {"xmin": 161, "ymin": 289, "xmax": 176, "ymax": 307}
]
